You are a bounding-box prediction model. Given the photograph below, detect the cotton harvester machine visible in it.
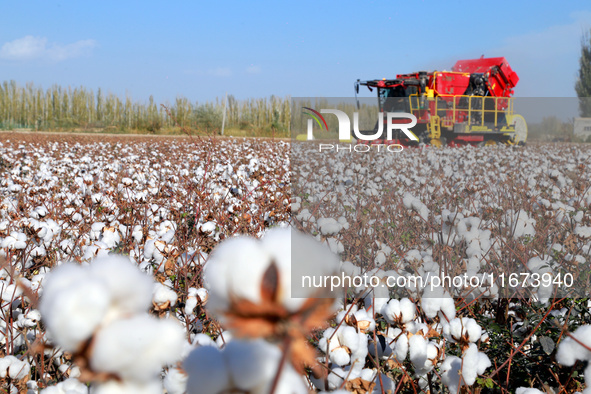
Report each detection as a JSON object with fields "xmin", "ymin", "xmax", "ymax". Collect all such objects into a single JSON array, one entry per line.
[{"xmin": 355, "ymin": 56, "xmax": 527, "ymax": 146}]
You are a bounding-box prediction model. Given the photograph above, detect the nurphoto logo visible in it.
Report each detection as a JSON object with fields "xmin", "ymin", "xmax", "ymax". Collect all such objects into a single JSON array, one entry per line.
[{"xmin": 302, "ymin": 107, "xmax": 419, "ymax": 152}]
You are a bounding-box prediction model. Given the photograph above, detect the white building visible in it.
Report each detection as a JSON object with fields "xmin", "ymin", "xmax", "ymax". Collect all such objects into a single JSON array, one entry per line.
[{"xmin": 574, "ymin": 118, "xmax": 591, "ymax": 140}]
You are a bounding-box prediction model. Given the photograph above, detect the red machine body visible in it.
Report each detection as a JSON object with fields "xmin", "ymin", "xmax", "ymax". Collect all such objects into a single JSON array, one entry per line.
[{"xmin": 355, "ymin": 56, "xmax": 527, "ymax": 146}]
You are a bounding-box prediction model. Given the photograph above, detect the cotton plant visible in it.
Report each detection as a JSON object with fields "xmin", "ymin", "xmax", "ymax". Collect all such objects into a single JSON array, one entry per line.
[
  {"xmin": 184, "ymin": 287, "xmax": 208, "ymax": 317},
  {"xmin": 38, "ymin": 255, "xmax": 185, "ymax": 390},
  {"xmin": 184, "ymin": 339, "xmax": 308, "ymax": 394},
  {"xmin": 440, "ymin": 343, "xmax": 491, "ymax": 392},
  {"xmin": 202, "ymin": 226, "xmax": 341, "ymax": 377},
  {"xmin": 420, "ymin": 285, "xmax": 457, "ymax": 321},
  {"xmin": 39, "ymin": 378, "xmax": 88, "ymax": 394},
  {"xmin": 1, "ymin": 131, "xmax": 590, "ymax": 391},
  {"xmin": 381, "ymin": 298, "xmax": 416, "ymax": 326},
  {"xmin": 556, "ymin": 325, "xmax": 591, "ymax": 393},
  {"xmin": 318, "ymin": 325, "xmax": 369, "ymax": 368},
  {"xmin": 0, "ymin": 355, "xmax": 31, "ymax": 381},
  {"xmin": 152, "ymin": 281, "xmax": 178, "ymax": 311},
  {"xmin": 442, "ymin": 317, "xmax": 483, "ymax": 349}
]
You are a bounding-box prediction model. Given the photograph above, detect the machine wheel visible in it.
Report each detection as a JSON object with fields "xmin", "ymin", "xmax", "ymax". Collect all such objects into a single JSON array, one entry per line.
[
  {"xmin": 430, "ymin": 137, "xmax": 447, "ymax": 147},
  {"xmin": 478, "ymin": 140, "xmax": 497, "ymax": 147},
  {"xmin": 507, "ymin": 114, "xmax": 528, "ymax": 144}
]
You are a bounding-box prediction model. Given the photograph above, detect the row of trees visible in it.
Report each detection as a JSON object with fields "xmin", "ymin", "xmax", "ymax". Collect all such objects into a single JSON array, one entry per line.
[
  {"xmin": 0, "ymin": 80, "xmax": 291, "ymax": 135},
  {"xmin": 577, "ymin": 30, "xmax": 591, "ymax": 117}
]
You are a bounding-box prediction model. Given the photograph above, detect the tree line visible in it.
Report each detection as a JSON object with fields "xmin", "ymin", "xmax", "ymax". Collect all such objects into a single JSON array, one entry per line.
[{"xmin": 0, "ymin": 80, "xmax": 291, "ymax": 135}]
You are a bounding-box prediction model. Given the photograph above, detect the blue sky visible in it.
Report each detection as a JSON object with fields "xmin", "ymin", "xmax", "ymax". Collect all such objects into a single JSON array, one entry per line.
[{"xmin": 1, "ymin": 1, "xmax": 590, "ymax": 104}]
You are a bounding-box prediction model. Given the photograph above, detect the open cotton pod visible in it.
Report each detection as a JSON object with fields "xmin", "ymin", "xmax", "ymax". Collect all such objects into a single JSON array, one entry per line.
[{"xmin": 203, "ymin": 227, "xmax": 341, "ymax": 372}]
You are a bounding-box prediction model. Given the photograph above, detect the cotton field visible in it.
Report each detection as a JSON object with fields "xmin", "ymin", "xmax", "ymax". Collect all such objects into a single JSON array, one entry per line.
[{"xmin": 1, "ymin": 133, "xmax": 591, "ymax": 393}]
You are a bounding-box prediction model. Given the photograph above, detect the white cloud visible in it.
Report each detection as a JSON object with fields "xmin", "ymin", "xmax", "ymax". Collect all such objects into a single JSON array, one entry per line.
[
  {"xmin": 0, "ymin": 35, "xmax": 97, "ymax": 62},
  {"xmin": 246, "ymin": 65, "xmax": 261, "ymax": 74}
]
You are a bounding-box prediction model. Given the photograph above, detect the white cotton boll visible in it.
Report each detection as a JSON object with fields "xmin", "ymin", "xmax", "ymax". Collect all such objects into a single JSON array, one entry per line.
[
  {"xmin": 59, "ymin": 239, "xmax": 75, "ymax": 254},
  {"xmin": 575, "ymin": 225, "xmax": 591, "ymax": 239},
  {"xmin": 40, "ymin": 378, "xmax": 88, "ymax": 394},
  {"xmin": 515, "ymin": 388, "xmax": 545, "ymax": 394},
  {"xmin": 341, "ymin": 261, "xmax": 361, "ymax": 277},
  {"xmin": 185, "ymin": 292, "xmax": 198, "ymax": 316},
  {"xmin": 206, "ymin": 227, "xmax": 339, "ymax": 316},
  {"xmin": 153, "ymin": 282, "xmax": 177, "ymax": 308},
  {"xmin": 192, "ymin": 333, "xmax": 216, "ymax": 348},
  {"xmin": 409, "ymin": 335, "xmax": 428, "ymax": 371},
  {"xmin": 204, "ymin": 237, "xmax": 271, "ymax": 314},
  {"xmin": 443, "ymin": 317, "xmax": 482, "ymax": 343},
  {"xmin": 296, "ymin": 209, "xmax": 315, "ymax": 223},
  {"xmin": 100, "ymin": 227, "xmax": 120, "ymax": 249},
  {"xmin": 326, "ymin": 237, "xmax": 344, "ymax": 254},
  {"xmin": 465, "ymin": 319, "xmax": 483, "ymax": 342},
  {"xmin": 319, "ymin": 327, "xmax": 352, "ymax": 366},
  {"xmin": 330, "ymin": 347, "xmax": 351, "ymax": 366},
  {"xmin": 184, "ymin": 345, "xmax": 230, "ymax": 394},
  {"xmin": 90, "ymin": 222, "xmax": 105, "ymax": 240},
  {"xmin": 393, "ymin": 332, "xmax": 409, "ymax": 361},
  {"xmin": 409, "ymin": 335, "xmax": 438, "ymax": 375},
  {"xmin": 60, "ymin": 377, "xmax": 87, "ymax": 392},
  {"xmin": 509, "ymin": 210, "xmax": 536, "ymax": 239},
  {"xmin": 461, "ymin": 343, "xmax": 491, "ymax": 385},
  {"xmin": 421, "ymin": 286, "xmax": 456, "ymax": 320},
  {"xmin": 81, "ymin": 242, "xmax": 109, "ymax": 261},
  {"xmin": 375, "ymin": 372, "xmax": 396, "ymax": 393},
  {"xmin": 195, "ymin": 288, "xmax": 208, "ymax": 304},
  {"xmin": 89, "ymin": 255, "xmax": 153, "ymax": 318},
  {"xmin": 90, "ymin": 379, "xmax": 162, "ymax": 394},
  {"xmin": 338, "ymin": 216, "xmax": 349, "ymax": 229},
  {"xmin": 200, "ymin": 221, "xmax": 216, "ymax": 233},
  {"xmin": 16, "ymin": 309, "xmax": 41, "ymax": 328},
  {"xmin": 351, "ymin": 309, "xmax": 375, "ymax": 332},
  {"xmin": 381, "ymin": 298, "xmax": 415, "ymax": 324},
  {"xmin": 1, "ymin": 282, "xmax": 23, "ymax": 301},
  {"xmin": 131, "ymin": 225, "xmax": 143, "ymax": 243},
  {"xmin": 39, "ymin": 264, "xmax": 110, "ymax": 352},
  {"xmin": 143, "ymin": 239, "xmax": 156, "ymax": 260},
  {"xmin": 375, "ymin": 251, "xmax": 387, "ymax": 266},
  {"xmin": 265, "ymin": 228, "xmax": 340, "ymax": 311},
  {"xmin": 216, "ymin": 331, "xmax": 233, "ymax": 348},
  {"xmin": 185, "ymin": 287, "xmax": 208, "ymax": 315},
  {"xmin": 227, "ymin": 340, "xmax": 308, "ymax": 394},
  {"xmin": 160, "ymin": 229, "xmax": 175, "ymax": 244},
  {"xmin": 1, "ymin": 231, "xmax": 27, "ymax": 250},
  {"xmin": 440, "ymin": 355, "xmax": 462, "ymax": 393},
  {"xmin": 31, "ymin": 245, "xmax": 47, "ymax": 257},
  {"xmin": 341, "ymin": 324, "xmax": 363, "ymax": 349},
  {"xmin": 556, "ymin": 325, "xmax": 591, "ymax": 366},
  {"xmin": 0, "ymin": 356, "xmax": 30, "ymax": 380},
  {"xmin": 439, "ymin": 296, "xmax": 456, "ymax": 320},
  {"xmin": 317, "ymin": 217, "xmax": 343, "ymax": 235},
  {"xmin": 359, "ymin": 368, "xmax": 376, "ymax": 382},
  {"xmin": 163, "ymin": 367, "xmax": 187, "ymax": 394},
  {"xmin": 90, "ymin": 315, "xmax": 185, "ymax": 381},
  {"xmin": 185, "ymin": 339, "xmax": 307, "ymax": 394},
  {"xmin": 402, "ymin": 193, "xmax": 429, "ymax": 221}
]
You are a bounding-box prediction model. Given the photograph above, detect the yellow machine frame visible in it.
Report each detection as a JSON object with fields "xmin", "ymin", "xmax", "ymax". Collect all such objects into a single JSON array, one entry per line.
[{"xmin": 408, "ymin": 94, "xmax": 517, "ymax": 142}]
